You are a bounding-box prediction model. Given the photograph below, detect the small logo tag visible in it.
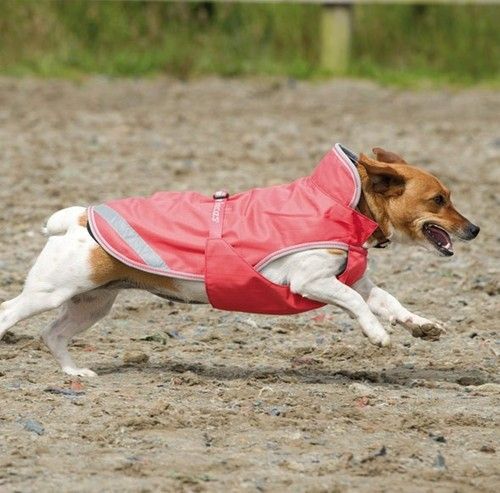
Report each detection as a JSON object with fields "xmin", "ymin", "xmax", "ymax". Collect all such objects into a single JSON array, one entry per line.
[{"xmin": 212, "ymin": 201, "xmax": 222, "ymax": 223}]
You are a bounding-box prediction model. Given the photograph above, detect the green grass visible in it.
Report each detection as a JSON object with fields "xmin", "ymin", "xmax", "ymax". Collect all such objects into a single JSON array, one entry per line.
[
  {"xmin": 0, "ymin": 1, "xmax": 499, "ymax": 85},
  {"xmin": 352, "ymin": 5, "xmax": 500, "ymax": 86}
]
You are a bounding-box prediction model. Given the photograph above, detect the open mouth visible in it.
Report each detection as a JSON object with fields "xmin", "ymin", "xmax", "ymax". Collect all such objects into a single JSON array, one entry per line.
[{"xmin": 423, "ymin": 223, "xmax": 454, "ymax": 256}]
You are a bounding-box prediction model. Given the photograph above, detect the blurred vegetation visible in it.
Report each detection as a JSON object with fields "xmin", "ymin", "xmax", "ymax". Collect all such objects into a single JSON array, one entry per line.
[{"xmin": 0, "ymin": 0, "xmax": 499, "ymax": 84}]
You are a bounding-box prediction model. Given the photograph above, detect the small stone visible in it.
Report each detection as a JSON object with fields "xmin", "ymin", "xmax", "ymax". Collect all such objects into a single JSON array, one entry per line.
[
  {"xmin": 479, "ymin": 445, "xmax": 496, "ymax": 454},
  {"xmin": 244, "ymin": 318, "xmax": 258, "ymax": 329},
  {"xmin": 360, "ymin": 445, "xmax": 387, "ymax": 463},
  {"xmin": 268, "ymin": 406, "xmax": 286, "ymax": 417},
  {"xmin": 44, "ymin": 386, "xmax": 84, "ymax": 397},
  {"xmin": 429, "ymin": 432, "xmax": 446, "ymax": 443},
  {"xmin": 433, "ymin": 452, "xmax": 446, "ymax": 469},
  {"xmin": 123, "ymin": 351, "xmax": 149, "ymax": 365},
  {"xmin": 166, "ymin": 330, "xmax": 184, "ymax": 340},
  {"xmin": 349, "ymin": 383, "xmax": 375, "ymax": 397},
  {"xmin": 140, "ymin": 333, "xmax": 167, "ymax": 345},
  {"xmin": 474, "ymin": 383, "xmax": 500, "ymax": 394},
  {"xmin": 456, "ymin": 374, "xmax": 486, "ymax": 386},
  {"xmin": 24, "ymin": 419, "xmax": 44, "ymax": 436},
  {"xmin": 274, "ymin": 326, "xmax": 289, "ymax": 334},
  {"xmin": 0, "ymin": 353, "xmax": 16, "ymax": 360},
  {"xmin": 69, "ymin": 380, "xmax": 84, "ymax": 392}
]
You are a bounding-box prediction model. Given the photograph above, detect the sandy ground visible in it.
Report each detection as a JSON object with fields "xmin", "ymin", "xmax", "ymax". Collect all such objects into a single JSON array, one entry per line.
[{"xmin": 0, "ymin": 77, "xmax": 499, "ymax": 492}]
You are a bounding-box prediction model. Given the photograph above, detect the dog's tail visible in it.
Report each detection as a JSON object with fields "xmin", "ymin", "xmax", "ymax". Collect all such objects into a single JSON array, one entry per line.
[{"xmin": 43, "ymin": 206, "xmax": 87, "ymax": 236}]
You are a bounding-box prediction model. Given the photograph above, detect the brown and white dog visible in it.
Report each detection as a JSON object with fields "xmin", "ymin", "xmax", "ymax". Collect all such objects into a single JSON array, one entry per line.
[{"xmin": 0, "ymin": 148, "xmax": 479, "ymax": 377}]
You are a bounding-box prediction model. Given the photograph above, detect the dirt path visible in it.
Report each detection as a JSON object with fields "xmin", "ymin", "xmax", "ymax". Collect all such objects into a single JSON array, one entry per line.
[{"xmin": 0, "ymin": 77, "xmax": 499, "ymax": 492}]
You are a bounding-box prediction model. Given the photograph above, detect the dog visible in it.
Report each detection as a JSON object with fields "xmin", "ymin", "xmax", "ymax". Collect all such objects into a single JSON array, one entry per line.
[{"xmin": 0, "ymin": 144, "xmax": 479, "ymax": 377}]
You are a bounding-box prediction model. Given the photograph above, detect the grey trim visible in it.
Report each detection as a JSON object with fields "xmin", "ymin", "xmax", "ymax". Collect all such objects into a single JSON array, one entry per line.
[
  {"xmin": 93, "ymin": 204, "xmax": 169, "ymax": 271},
  {"xmin": 338, "ymin": 144, "xmax": 358, "ymax": 164},
  {"xmin": 255, "ymin": 242, "xmax": 348, "ymax": 272},
  {"xmin": 335, "ymin": 143, "xmax": 362, "ymax": 208}
]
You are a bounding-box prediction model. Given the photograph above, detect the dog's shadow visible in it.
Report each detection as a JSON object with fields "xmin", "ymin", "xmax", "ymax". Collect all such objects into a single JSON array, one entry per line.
[{"xmin": 95, "ymin": 359, "xmax": 494, "ymax": 387}]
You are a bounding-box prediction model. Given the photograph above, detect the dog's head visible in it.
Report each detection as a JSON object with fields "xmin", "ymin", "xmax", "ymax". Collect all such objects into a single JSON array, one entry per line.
[{"xmin": 357, "ymin": 147, "xmax": 479, "ymax": 256}]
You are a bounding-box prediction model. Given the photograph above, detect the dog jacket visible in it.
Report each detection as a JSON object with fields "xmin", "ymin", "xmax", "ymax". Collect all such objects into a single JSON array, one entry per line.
[{"xmin": 88, "ymin": 143, "xmax": 378, "ymax": 314}]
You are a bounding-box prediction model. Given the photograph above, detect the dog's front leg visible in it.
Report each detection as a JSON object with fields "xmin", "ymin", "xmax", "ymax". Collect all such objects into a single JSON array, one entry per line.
[
  {"xmin": 352, "ymin": 275, "xmax": 445, "ymax": 341},
  {"xmin": 289, "ymin": 267, "xmax": 390, "ymax": 347}
]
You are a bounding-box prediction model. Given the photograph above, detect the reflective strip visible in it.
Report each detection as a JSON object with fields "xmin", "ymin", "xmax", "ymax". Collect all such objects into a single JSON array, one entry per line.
[
  {"xmin": 93, "ymin": 204, "xmax": 169, "ymax": 271},
  {"xmin": 254, "ymin": 242, "xmax": 348, "ymax": 272}
]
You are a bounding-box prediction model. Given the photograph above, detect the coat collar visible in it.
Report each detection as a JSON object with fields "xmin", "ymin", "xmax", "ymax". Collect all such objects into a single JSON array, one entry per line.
[
  {"xmin": 309, "ymin": 143, "xmax": 362, "ymax": 209},
  {"xmin": 310, "ymin": 144, "xmax": 391, "ymax": 248}
]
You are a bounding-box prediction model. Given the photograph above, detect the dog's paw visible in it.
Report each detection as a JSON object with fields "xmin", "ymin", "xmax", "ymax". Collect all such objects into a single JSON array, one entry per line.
[
  {"xmin": 401, "ymin": 316, "xmax": 446, "ymax": 341},
  {"xmin": 362, "ymin": 322, "xmax": 391, "ymax": 347},
  {"xmin": 63, "ymin": 367, "xmax": 98, "ymax": 378},
  {"xmin": 374, "ymin": 331, "xmax": 391, "ymax": 347}
]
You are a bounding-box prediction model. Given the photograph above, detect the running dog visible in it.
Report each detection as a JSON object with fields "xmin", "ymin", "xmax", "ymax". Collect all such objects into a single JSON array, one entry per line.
[{"xmin": 0, "ymin": 144, "xmax": 479, "ymax": 376}]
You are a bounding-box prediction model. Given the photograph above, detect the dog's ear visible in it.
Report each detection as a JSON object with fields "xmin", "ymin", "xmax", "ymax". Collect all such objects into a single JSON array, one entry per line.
[
  {"xmin": 372, "ymin": 147, "xmax": 407, "ymax": 164},
  {"xmin": 358, "ymin": 153, "xmax": 406, "ymax": 197}
]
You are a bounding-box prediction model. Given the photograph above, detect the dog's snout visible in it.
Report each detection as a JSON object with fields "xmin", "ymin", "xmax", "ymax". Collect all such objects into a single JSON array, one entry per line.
[{"xmin": 465, "ymin": 223, "xmax": 480, "ymax": 240}]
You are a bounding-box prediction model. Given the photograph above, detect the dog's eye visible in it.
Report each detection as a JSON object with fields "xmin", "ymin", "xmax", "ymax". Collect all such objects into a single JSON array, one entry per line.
[{"xmin": 433, "ymin": 194, "xmax": 445, "ymax": 206}]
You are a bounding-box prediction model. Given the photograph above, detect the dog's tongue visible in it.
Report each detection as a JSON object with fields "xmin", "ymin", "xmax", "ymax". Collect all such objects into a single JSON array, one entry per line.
[{"xmin": 429, "ymin": 225, "xmax": 453, "ymax": 252}]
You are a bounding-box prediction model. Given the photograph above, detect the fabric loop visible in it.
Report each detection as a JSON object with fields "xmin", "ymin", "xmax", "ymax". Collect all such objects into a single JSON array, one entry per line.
[{"xmin": 209, "ymin": 192, "xmax": 228, "ymax": 239}]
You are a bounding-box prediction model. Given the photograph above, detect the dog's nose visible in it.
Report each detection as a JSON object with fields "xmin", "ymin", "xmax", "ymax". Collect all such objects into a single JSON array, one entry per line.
[{"xmin": 467, "ymin": 223, "xmax": 480, "ymax": 239}]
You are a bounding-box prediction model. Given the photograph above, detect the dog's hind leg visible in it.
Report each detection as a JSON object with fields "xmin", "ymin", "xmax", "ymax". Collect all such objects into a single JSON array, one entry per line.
[
  {"xmin": 0, "ymin": 228, "xmax": 99, "ymax": 339},
  {"xmin": 41, "ymin": 289, "xmax": 118, "ymax": 377}
]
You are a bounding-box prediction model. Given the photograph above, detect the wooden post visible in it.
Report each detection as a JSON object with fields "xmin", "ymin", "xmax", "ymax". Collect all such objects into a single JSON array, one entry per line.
[{"xmin": 320, "ymin": 3, "xmax": 352, "ymax": 74}]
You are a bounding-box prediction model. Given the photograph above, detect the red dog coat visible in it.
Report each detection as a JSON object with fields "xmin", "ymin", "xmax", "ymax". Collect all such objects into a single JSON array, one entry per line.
[{"xmin": 88, "ymin": 144, "xmax": 378, "ymax": 314}]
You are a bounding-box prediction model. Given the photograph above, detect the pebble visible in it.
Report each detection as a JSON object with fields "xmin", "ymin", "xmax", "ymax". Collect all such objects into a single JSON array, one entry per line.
[
  {"xmin": 268, "ymin": 406, "xmax": 286, "ymax": 417},
  {"xmin": 244, "ymin": 318, "xmax": 258, "ymax": 329},
  {"xmin": 0, "ymin": 353, "xmax": 16, "ymax": 360},
  {"xmin": 349, "ymin": 383, "xmax": 375, "ymax": 397},
  {"xmin": 474, "ymin": 383, "xmax": 500, "ymax": 394},
  {"xmin": 433, "ymin": 452, "xmax": 446, "ymax": 469},
  {"xmin": 166, "ymin": 330, "xmax": 185, "ymax": 340},
  {"xmin": 123, "ymin": 351, "xmax": 149, "ymax": 365},
  {"xmin": 24, "ymin": 419, "xmax": 44, "ymax": 436},
  {"xmin": 360, "ymin": 445, "xmax": 387, "ymax": 463},
  {"xmin": 429, "ymin": 432, "xmax": 446, "ymax": 443},
  {"xmin": 140, "ymin": 333, "xmax": 168, "ymax": 345},
  {"xmin": 456, "ymin": 374, "xmax": 486, "ymax": 386},
  {"xmin": 44, "ymin": 386, "xmax": 84, "ymax": 397},
  {"xmin": 479, "ymin": 445, "xmax": 496, "ymax": 454}
]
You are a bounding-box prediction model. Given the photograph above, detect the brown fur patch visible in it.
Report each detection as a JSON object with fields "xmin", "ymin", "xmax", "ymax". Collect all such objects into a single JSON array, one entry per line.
[
  {"xmin": 327, "ymin": 249, "xmax": 346, "ymax": 256},
  {"xmin": 372, "ymin": 147, "xmax": 407, "ymax": 164},
  {"xmin": 78, "ymin": 212, "xmax": 88, "ymax": 228},
  {"xmin": 89, "ymin": 246, "xmax": 178, "ymax": 292}
]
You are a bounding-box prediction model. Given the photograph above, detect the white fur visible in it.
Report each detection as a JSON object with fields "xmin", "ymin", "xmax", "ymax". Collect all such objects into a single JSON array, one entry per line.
[
  {"xmin": 352, "ymin": 276, "xmax": 445, "ymax": 340},
  {"xmin": 43, "ymin": 206, "xmax": 86, "ymax": 235},
  {"xmin": 0, "ymin": 206, "xmax": 444, "ymax": 376}
]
